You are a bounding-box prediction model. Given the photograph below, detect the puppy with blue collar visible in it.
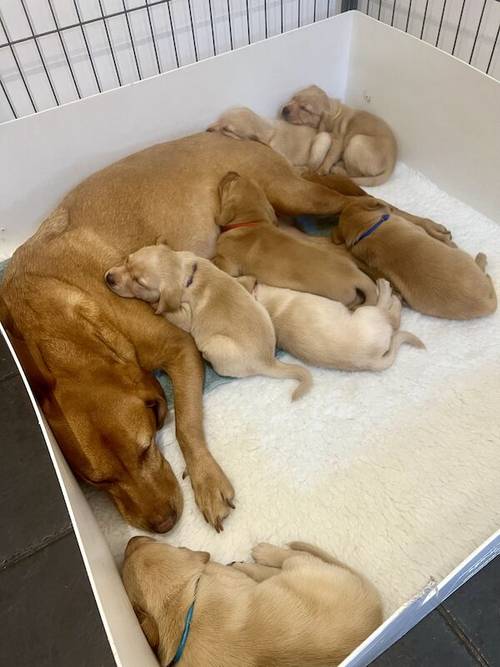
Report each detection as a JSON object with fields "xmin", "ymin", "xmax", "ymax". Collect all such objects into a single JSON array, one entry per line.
[
  {"xmin": 122, "ymin": 537, "xmax": 382, "ymax": 667},
  {"xmin": 333, "ymin": 197, "xmax": 497, "ymax": 320}
]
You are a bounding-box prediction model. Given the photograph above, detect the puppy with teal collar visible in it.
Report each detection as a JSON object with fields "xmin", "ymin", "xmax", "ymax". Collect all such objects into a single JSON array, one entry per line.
[{"xmin": 122, "ymin": 537, "xmax": 382, "ymax": 667}]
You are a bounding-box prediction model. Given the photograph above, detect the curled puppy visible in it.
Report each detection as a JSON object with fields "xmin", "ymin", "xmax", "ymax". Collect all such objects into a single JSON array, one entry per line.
[
  {"xmin": 239, "ymin": 277, "xmax": 424, "ymax": 371},
  {"xmin": 208, "ymin": 106, "xmax": 332, "ymax": 172},
  {"xmin": 333, "ymin": 197, "xmax": 497, "ymax": 319},
  {"xmin": 282, "ymin": 85, "xmax": 397, "ymax": 186},
  {"xmin": 105, "ymin": 246, "xmax": 312, "ymax": 400},
  {"xmin": 122, "ymin": 536, "xmax": 383, "ymax": 667},
  {"xmin": 213, "ymin": 171, "xmax": 378, "ymax": 308}
]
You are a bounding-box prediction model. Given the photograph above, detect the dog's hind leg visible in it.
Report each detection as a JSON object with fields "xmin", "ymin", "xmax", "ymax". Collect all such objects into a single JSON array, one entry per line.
[{"xmin": 231, "ymin": 562, "xmax": 281, "ymax": 582}]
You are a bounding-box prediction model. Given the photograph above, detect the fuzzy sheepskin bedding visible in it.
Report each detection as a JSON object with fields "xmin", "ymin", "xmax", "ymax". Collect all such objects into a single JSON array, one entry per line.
[{"xmin": 85, "ymin": 163, "xmax": 500, "ymax": 617}]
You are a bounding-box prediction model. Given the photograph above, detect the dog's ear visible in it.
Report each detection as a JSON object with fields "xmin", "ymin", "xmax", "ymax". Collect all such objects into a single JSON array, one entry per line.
[
  {"xmin": 135, "ymin": 608, "xmax": 160, "ymax": 651},
  {"xmin": 331, "ymin": 225, "xmax": 344, "ymax": 245},
  {"xmin": 216, "ymin": 203, "xmax": 236, "ymax": 228},
  {"xmin": 236, "ymin": 275, "xmax": 257, "ymax": 293},
  {"xmin": 144, "ymin": 396, "xmax": 168, "ymax": 428},
  {"xmin": 155, "ymin": 283, "xmax": 182, "ymax": 315}
]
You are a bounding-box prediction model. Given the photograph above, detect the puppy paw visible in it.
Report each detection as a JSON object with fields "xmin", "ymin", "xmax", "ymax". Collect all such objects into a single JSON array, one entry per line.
[
  {"xmin": 188, "ymin": 456, "xmax": 235, "ymax": 533},
  {"xmin": 421, "ymin": 219, "xmax": 454, "ymax": 246},
  {"xmin": 251, "ymin": 543, "xmax": 289, "ymax": 567}
]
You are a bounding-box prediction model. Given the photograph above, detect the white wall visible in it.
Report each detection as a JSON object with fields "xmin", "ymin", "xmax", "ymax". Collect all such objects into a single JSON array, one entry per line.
[
  {"xmin": 0, "ymin": 0, "xmax": 343, "ymax": 122},
  {"xmin": 359, "ymin": 0, "xmax": 500, "ymax": 80},
  {"xmin": 345, "ymin": 12, "xmax": 500, "ymax": 222}
]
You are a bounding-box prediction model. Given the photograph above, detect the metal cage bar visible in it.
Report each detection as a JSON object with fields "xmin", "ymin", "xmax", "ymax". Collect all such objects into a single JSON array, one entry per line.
[{"xmin": 0, "ymin": 0, "xmax": 498, "ymax": 124}]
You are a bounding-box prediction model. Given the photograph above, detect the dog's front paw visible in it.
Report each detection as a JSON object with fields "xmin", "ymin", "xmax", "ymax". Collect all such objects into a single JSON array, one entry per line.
[{"xmin": 188, "ymin": 456, "xmax": 235, "ymax": 533}]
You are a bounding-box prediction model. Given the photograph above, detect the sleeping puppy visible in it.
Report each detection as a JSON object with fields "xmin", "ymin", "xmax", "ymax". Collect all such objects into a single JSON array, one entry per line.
[
  {"xmin": 333, "ymin": 197, "xmax": 497, "ymax": 319},
  {"xmin": 239, "ymin": 277, "xmax": 424, "ymax": 371},
  {"xmin": 282, "ymin": 85, "xmax": 397, "ymax": 186},
  {"xmin": 213, "ymin": 171, "xmax": 378, "ymax": 308},
  {"xmin": 122, "ymin": 536, "xmax": 383, "ymax": 667},
  {"xmin": 207, "ymin": 106, "xmax": 332, "ymax": 172},
  {"xmin": 105, "ymin": 246, "xmax": 312, "ymax": 400}
]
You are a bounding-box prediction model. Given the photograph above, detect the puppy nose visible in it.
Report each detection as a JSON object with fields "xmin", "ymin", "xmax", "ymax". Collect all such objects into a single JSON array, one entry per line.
[
  {"xmin": 105, "ymin": 271, "xmax": 116, "ymax": 286},
  {"xmin": 282, "ymin": 105, "xmax": 290, "ymax": 117},
  {"xmin": 151, "ymin": 510, "xmax": 177, "ymax": 534}
]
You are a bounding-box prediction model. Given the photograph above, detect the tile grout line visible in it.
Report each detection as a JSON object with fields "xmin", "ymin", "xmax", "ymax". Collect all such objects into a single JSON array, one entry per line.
[
  {"xmin": 0, "ymin": 524, "xmax": 73, "ymax": 572},
  {"xmin": 0, "ymin": 370, "xmax": 19, "ymax": 383},
  {"xmin": 437, "ymin": 605, "xmax": 490, "ymax": 667}
]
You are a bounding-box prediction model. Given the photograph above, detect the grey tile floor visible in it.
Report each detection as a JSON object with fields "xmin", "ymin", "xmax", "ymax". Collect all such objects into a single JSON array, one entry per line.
[{"xmin": 0, "ymin": 333, "xmax": 498, "ymax": 666}]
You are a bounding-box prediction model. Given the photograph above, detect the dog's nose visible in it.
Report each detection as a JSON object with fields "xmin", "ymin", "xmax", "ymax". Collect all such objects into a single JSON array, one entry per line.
[
  {"xmin": 105, "ymin": 271, "xmax": 116, "ymax": 286},
  {"xmin": 282, "ymin": 105, "xmax": 290, "ymax": 118},
  {"xmin": 151, "ymin": 510, "xmax": 177, "ymax": 534}
]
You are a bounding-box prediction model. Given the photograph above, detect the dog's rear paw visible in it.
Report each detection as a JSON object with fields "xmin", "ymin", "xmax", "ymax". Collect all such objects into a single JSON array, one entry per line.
[
  {"xmin": 188, "ymin": 456, "xmax": 235, "ymax": 533},
  {"xmin": 251, "ymin": 542, "xmax": 287, "ymax": 567}
]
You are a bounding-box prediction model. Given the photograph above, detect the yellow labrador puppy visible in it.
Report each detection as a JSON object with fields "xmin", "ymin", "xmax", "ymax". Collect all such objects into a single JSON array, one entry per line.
[
  {"xmin": 282, "ymin": 85, "xmax": 397, "ymax": 185},
  {"xmin": 208, "ymin": 106, "xmax": 332, "ymax": 172},
  {"xmin": 122, "ymin": 536, "xmax": 382, "ymax": 667},
  {"xmin": 239, "ymin": 277, "xmax": 424, "ymax": 371},
  {"xmin": 333, "ymin": 197, "xmax": 497, "ymax": 319},
  {"xmin": 106, "ymin": 246, "xmax": 312, "ymax": 400}
]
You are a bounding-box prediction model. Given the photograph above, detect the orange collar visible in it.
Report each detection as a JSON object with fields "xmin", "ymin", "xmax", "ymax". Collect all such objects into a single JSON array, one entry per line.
[{"xmin": 220, "ymin": 220, "xmax": 262, "ymax": 233}]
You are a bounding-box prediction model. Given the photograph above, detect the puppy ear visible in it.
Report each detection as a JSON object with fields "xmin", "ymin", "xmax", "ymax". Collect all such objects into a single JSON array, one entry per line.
[
  {"xmin": 236, "ymin": 276, "xmax": 257, "ymax": 293},
  {"xmin": 155, "ymin": 283, "xmax": 182, "ymax": 315},
  {"xmin": 216, "ymin": 204, "xmax": 236, "ymax": 228},
  {"xmin": 136, "ymin": 608, "xmax": 160, "ymax": 651},
  {"xmin": 196, "ymin": 550, "xmax": 211, "ymax": 564},
  {"xmin": 331, "ymin": 225, "xmax": 344, "ymax": 245}
]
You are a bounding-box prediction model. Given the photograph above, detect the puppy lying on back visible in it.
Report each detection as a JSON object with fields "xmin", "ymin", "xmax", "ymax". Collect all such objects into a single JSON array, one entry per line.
[
  {"xmin": 213, "ymin": 171, "xmax": 378, "ymax": 308},
  {"xmin": 208, "ymin": 106, "xmax": 332, "ymax": 172},
  {"xmin": 122, "ymin": 536, "xmax": 383, "ymax": 667},
  {"xmin": 106, "ymin": 246, "xmax": 312, "ymax": 400},
  {"xmin": 282, "ymin": 85, "xmax": 397, "ymax": 185},
  {"xmin": 239, "ymin": 277, "xmax": 424, "ymax": 371},
  {"xmin": 333, "ymin": 197, "xmax": 497, "ymax": 319}
]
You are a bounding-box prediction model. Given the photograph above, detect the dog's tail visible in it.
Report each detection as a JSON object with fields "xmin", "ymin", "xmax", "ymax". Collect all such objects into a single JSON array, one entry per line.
[
  {"xmin": 369, "ymin": 330, "xmax": 425, "ymax": 371},
  {"xmin": 264, "ymin": 360, "xmax": 313, "ymax": 401},
  {"xmin": 350, "ymin": 157, "xmax": 396, "ymax": 187}
]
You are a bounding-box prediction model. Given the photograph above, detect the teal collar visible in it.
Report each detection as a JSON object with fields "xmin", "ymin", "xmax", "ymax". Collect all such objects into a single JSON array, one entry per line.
[
  {"xmin": 352, "ymin": 213, "xmax": 390, "ymax": 246},
  {"xmin": 167, "ymin": 576, "xmax": 202, "ymax": 666}
]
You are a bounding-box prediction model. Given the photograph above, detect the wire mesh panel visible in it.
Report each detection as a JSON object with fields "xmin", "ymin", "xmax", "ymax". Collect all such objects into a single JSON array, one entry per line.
[
  {"xmin": 0, "ymin": 1, "xmax": 498, "ymax": 123},
  {"xmin": 0, "ymin": 0, "xmax": 346, "ymax": 122},
  {"xmin": 360, "ymin": 0, "xmax": 500, "ymax": 79}
]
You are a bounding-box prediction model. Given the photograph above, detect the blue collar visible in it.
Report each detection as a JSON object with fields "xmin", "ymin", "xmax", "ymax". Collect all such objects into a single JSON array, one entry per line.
[
  {"xmin": 167, "ymin": 576, "xmax": 202, "ymax": 666},
  {"xmin": 352, "ymin": 213, "xmax": 390, "ymax": 246}
]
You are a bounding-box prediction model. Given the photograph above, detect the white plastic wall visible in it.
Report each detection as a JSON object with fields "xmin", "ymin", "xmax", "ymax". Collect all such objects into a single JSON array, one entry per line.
[
  {"xmin": 346, "ymin": 13, "xmax": 500, "ymax": 222},
  {"xmin": 0, "ymin": 0, "xmax": 342, "ymax": 122},
  {"xmin": 2, "ymin": 10, "xmax": 500, "ymax": 667}
]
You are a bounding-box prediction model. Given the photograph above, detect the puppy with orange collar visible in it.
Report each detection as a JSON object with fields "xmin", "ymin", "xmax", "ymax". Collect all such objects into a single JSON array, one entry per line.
[{"xmin": 213, "ymin": 172, "xmax": 378, "ymax": 308}]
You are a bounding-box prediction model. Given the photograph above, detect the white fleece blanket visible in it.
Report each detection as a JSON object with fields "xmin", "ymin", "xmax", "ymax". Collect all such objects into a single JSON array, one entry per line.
[{"xmin": 85, "ymin": 164, "xmax": 500, "ymax": 616}]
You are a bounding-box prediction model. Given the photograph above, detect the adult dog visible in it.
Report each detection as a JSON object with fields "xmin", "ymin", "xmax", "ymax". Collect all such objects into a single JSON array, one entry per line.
[{"xmin": 0, "ymin": 132, "xmax": 361, "ymax": 534}]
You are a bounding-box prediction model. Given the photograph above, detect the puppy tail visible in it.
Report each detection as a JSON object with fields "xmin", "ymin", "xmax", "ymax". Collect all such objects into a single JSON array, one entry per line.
[
  {"xmin": 370, "ymin": 330, "xmax": 425, "ymax": 371},
  {"xmin": 265, "ymin": 360, "xmax": 313, "ymax": 401}
]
